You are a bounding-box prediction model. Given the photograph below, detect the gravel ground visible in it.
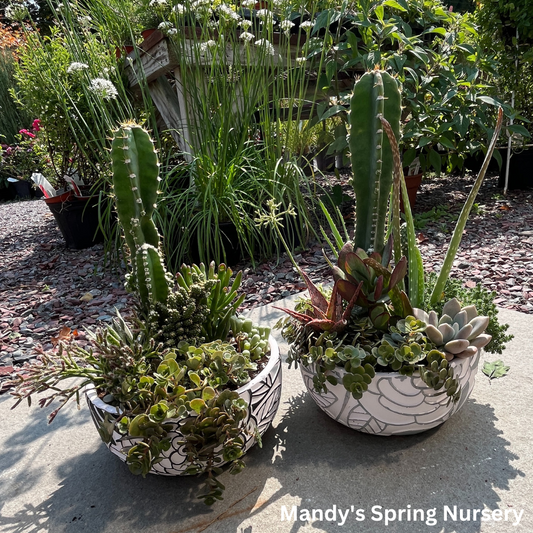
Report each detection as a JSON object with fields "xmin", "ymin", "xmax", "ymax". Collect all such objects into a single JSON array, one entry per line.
[{"xmin": 1, "ymin": 172, "xmax": 532, "ymax": 388}]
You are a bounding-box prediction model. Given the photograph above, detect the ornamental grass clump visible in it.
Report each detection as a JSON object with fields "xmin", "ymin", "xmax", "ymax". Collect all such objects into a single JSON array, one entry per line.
[
  {"xmin": 10, "ymin": 123, "xmax": 274, "ymax": 505},
  {"xmin": 276, "ymin": 68, "xmax": 508, "ymax": 406}
]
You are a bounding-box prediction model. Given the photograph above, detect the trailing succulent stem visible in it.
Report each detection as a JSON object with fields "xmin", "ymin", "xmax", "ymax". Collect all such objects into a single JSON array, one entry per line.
[
  {"xmin": 350, "ymin": 70, "xmax": 401, "ymax": 255},
  {"xmin": 111, "ymin": 122, "xmax": 170, "ymax": 312}
]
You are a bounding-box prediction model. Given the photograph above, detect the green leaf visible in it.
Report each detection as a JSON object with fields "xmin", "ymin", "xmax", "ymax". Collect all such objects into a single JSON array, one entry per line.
[
  {"xmin": 202, "ymin": 386, "xmax": 216, "ymax": 401},
  {"xmin": 477, "ymin": 95, "xmax": 501, "ymax": 107},
  {"xmin": 428, "ymin": 149, "xmax": 442, "ymax": 175},
  {"xmin": 507, "ymin": 124, "xmax": 531, "ymax": 138},
  {"xmin": 482, "ymin": 360, "xmax": 509, "ymax": 380},
  {"xmin": 189, "ymin": 372, "xmax": 201, "ymax": 387},
  {"xmin": 190, "ymin": 398, "xmax": 206, "ymax": 414}
]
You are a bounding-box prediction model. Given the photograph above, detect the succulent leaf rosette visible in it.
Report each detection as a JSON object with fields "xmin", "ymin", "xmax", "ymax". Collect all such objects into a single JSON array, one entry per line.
[{"xmin": 412, "ymin": 298, "xmax": 492, "ymax": 361}]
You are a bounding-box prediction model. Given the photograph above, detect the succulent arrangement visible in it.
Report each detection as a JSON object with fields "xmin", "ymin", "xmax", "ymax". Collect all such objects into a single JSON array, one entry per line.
[
  {"xmin": 276, "ymin": 68, "xmax": 506, "ymax": 406},
  {"xmin": 10, "ymin": 123, "xmax": 275, "ymax": 505}
]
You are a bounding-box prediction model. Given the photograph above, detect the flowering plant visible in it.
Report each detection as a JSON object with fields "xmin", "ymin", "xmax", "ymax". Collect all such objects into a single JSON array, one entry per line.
[{"xmin": 0, "ymin": 119, "xmax": 52, "ymax": 185}]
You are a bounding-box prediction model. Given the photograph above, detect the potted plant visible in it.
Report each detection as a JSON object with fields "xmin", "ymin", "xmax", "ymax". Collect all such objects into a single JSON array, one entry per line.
[
  {"xmin": 9, "ymin": 123, "xmax": 282, "ymax": 505},
  {"xmin": 274, "ymin": 70, "xmax": 510, "ymax": 436}
]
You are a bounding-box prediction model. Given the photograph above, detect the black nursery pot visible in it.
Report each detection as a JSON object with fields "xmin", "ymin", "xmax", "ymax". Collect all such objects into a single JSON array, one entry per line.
[
  {"xmin": 189, "ymin": 220, "xmax": 242, "ymax": 267},
  {"xmin": 498, "ymin": 147, "xmax": 533, "ymax": 190},
  {"xmin": 45, "ymin": 192, "xmax": 105, "ymax": 250},
  {"xmin": 11, "ymin": 180, "xmax": 32, "ymax": 199}
]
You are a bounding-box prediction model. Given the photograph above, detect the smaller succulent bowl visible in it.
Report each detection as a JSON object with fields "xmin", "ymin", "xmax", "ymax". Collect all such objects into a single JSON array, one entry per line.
[
  {"xmin": 85, "ymin": 337, "xmax": 282, "ymax": 475},
  {"xmin": 300, "ymin": 350, "xmax": 480, "ymax": 436}
]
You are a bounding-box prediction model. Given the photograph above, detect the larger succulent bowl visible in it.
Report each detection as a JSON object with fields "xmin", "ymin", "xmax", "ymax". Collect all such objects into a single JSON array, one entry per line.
[
  {"xmin": 300, "ymin": 349, "xmax": 480, "ymax": 436},
  {"xmin": 85, "ymin": 337, "xmax": 282, "ymax": 475}
]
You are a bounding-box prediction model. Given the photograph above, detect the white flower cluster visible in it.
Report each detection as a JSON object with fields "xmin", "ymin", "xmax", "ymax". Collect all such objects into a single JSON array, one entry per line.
[
  {"xmin": 149, "ymin": 0, "xmax": 167, "ymax": 6},
  {"xmin": 280, "ymin": 19, "xmax": 294, "ymax": 36},
  {"xmin": 67, "ymin": 62, "xmax": 89, "ymax": 73},
  {"xmin": 300, "ymin": 20, "xmax": 314, "ymax": 31},
  {"xmin": 4, "ymin": 2, "xmax": 29, "ymax": 21},
  {"xmin": 254, "ymin": 38, "xmax": 275, "ymax": 56},
  {"xmin": 199, "ymin": 39, "xmax": 217, "ymax": 53},
  {"xmin": 78, "ymin": 15, "xmax": 92, "ymax": 27},
  {"xmin": 256, "ymin": 8, "xmax": 273, "ymax": 24},
  {"xmin": 89, "ymin": 78, "xmax": 118, "ymax": 100},
  {"xmin": 217, "ymin": 3, "xmax": 240, "ymax": 21},
  {"xmin": 173, "ymin": 3, "xmax": 185, "ymax": 15},
  {"xmin": 239, "ymin": 32, "xmax": 255, "ymax": 43},
  {"xmin": 158, "ymin": 21, "xmax": 177, "ymax": 34},
  {"xmin": 239, "ymin": 19, "xmax": 252, "ymax": 30},
  {"xmin": 240, "ymin": 0, "xmax": 255, "ymax": 7}
]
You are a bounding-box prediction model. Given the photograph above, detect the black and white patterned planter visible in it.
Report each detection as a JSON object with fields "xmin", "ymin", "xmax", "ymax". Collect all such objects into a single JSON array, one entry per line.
[
  {"xmin": 300, "ymin": 350, "xmax": 480, "ymax": 436},
  {"xmin": 85, "ymin": 337, "xmax": 282, "ymax": 475}
]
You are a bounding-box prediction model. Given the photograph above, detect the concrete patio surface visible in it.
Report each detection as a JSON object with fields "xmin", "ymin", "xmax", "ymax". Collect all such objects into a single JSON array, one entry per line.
[{"xmin": 0, "ymin": 295, "xmax": 531, "ymax": 533}]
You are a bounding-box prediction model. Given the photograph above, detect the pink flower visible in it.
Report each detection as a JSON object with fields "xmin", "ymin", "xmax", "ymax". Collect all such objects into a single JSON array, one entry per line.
[
  {"xmin": 19, "ymin": 129, "xmax": 36, "ymax": 138},
  {"xmin": 32, "ymin": 119, "xmax": 41, "ymax": 132}
]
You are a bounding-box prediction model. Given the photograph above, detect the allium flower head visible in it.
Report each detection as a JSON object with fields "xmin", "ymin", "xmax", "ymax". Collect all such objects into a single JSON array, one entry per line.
[
  {"xmin": 89, "ymin": 78, "xmax": 118, "ymax": 100},
  {"xmin": 254, "ymin": 38, "xmax": 275, "ymax": 56},
  {"xmin": 173, "ymin": 3, "xmax": 185, "ymax": 14},
  {"xmin": 300, "ymin": 20, "xmax": 314, "ymax": 31},
  {"xmin": 67, "ymin": 62, "xmax": 89, "ymax": 74},
  {"xmin": 238, "ymin": 19, "xmax": 252, "ymax": 30},
  {"xmin": 239, "ymin": 32, "xmax": 255, "ymax": 43}
]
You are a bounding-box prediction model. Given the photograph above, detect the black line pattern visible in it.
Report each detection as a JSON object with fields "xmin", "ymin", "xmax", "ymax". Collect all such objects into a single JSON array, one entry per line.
[{"xmin": 301, "ymin": 352, "xmax": 481, "ymax": 436}]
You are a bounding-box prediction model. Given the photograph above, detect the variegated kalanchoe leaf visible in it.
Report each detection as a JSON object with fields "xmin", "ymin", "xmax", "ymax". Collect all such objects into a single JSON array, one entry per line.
[{"xmin": 412, "ymin": 298, "xmax": 491, "ymax": 360}]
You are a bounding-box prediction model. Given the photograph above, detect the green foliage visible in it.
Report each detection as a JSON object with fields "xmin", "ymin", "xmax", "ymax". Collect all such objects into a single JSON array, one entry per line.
[
  {"xmin": 482, "ymin": 360, "xmax": 510, "ymax": 380},
  {"xmin": 12, "ymin": 4, "xmax": 142, "ymax": 188},
  {"xmin": 424, "ymin": 273, "xmax": 513, "ymax": 355},
  {"xmin": 0, "ymin": 48, "xmax": 32, "ymax": 145},
  {"xmin": 10, "ymin": 309, "xmax": 271, "ymax": 504}
]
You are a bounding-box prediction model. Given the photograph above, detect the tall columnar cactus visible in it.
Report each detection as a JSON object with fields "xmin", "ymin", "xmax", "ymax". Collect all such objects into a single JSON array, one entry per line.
[
  {"xmin": 111, "ymin": 122, "xmax": 170, "ymax": 311},
  {"xmin": 349, "ymin": 70, "xmax": 401, "ymax": 255}
]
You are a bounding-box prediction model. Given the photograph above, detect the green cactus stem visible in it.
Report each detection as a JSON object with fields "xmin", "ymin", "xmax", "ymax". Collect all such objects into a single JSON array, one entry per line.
[
  {"xmin": 111, "ymin": 122, "xmax": 170, "ymax": 310},
  {"xmin": 349, "ymin": 70, "xmax": 401, "ymax": 255}
]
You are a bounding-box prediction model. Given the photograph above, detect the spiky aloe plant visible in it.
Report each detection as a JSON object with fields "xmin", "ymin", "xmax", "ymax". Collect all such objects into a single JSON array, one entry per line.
[
  {"xmin": 349, "ymin": 69, "xmax": 401, "ymax": 256},
  {"xmin": 111, "ymin": 122, "xmax": 171, "ymax": 312}
]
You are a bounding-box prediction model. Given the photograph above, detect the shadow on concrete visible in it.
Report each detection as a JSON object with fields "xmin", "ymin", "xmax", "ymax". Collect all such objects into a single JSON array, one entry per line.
[{"xmin": 215, "ymin": 392, "xmax": 523, "ymax": 533}]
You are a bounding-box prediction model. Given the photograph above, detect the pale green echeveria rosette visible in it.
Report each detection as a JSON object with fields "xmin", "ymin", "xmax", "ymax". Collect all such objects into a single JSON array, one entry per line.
[{"xmin": 412, "ymin": 298, "xmax": 492, "ymax": 361}]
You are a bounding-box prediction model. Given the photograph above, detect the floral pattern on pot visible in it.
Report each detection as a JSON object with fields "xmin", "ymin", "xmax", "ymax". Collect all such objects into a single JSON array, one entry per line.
[
  {"xmin": 300, "ymin": 350, "xmax": 480, "ymax": 436},
  {"xmin": 85, "ymin": 337, "xmax": 282, "ymax": 475}
]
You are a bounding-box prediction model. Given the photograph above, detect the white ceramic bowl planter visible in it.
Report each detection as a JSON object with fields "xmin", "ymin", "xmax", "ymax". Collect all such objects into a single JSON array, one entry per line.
[
  {"xmin": 300, "ymin": 350, "xmax": 481, "ymax": 436},
  {"xmin": 85, "ymin": 337, "xmax": 282, "ymax": 475}
]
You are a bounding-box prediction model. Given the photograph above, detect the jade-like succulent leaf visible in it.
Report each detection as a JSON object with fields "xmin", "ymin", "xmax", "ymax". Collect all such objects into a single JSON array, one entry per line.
[
  {"xmin": 425, "ymin": 324, "xmax": 443, "ymax": 345},
  {"xmin": 454, "ymin": 310, "xmax": 468, "ymax": 330},
  {"xmin": 455, "ymin": 323, "xmax": 473, "ymax": 340},
  {"xmin": 373, "ymin": 275, "xmax": 384, "ymax": 300},
  {"xmin": 468, "ymin": 316, "xmax": 490, "ymax": 340},
  {"xmin": 344, "ymin": 251, "xmax": 371, "ymax": 281},
  {"xmin": 463, "ymin": 305, "xmax": 478, "ymax": 322},
  {"xmin": 439, "ymin": 323, "xmax": 456, "ymax": 344},
  {"xmin": 442, "ymin": 298, "xmax": 462, "ymax": 320},
  {"xmin": 470, "ymin": 333, "xmax": 492, "ymax": 349},
  {"xmin": 444, "ymin": 339, "xmax": 470, "ymax": 354},
  {"xmin": 428, "ymin": 310, "xmax": 438, "ymax": 327},
  {"xmin": 438, "ymin": 314, "xmax": 453, "ymax": 326},
  {"xmin": 454, "ymin": 346, "xmax": 478, "ymax": 358},
  {"xmin": 389, "ymin": 256, "xmax": 407, "ymax": 289}
]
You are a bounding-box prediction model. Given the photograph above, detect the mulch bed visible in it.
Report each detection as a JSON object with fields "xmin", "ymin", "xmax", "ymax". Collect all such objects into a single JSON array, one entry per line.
[{"xmin": 1, "ymin": 172, "xmax": 532, "ymax": 390}]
